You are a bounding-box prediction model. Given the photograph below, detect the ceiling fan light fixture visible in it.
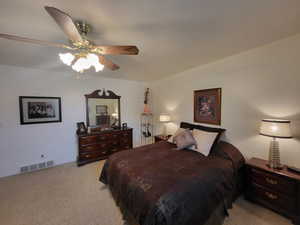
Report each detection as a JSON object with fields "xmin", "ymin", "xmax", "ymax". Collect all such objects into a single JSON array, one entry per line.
[
  {"xmin": 59, "ymin": 53, "xmax": 75, "ymax": 66},
  {"xmin": 69, "ymin": 53, "xmax": 104, "ymax": 73},
  {"xmin": 87, "ymin": 53, "xmax": 104, "ymax": 72},
  {"xmin": 72, "ymin": 56, "xmax": 91, "ymax": 73}
]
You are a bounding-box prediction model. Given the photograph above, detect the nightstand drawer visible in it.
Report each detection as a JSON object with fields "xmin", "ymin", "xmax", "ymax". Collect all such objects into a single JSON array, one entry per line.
[
  {"xmin": 251, "ymin": 168, "xmax": 297, "ymax": 195},
  {"xmin": 246, "ymin": 158, "xmax": 300, "ymax": 222},
  {"xmin": 251, "ymin": 183, "xmax": 296, "ymax": 214}
]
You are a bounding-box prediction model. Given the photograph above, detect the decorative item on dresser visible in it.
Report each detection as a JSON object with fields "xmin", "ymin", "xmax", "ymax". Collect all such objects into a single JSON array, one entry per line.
[
  {"xmin": 154, "ymin": 134, "xmax": 172, "ymax": 143},
  {"xmin": 245, "ymin": 157, "xmax": 300, "ymax": 225},
  {"xmin": 76, "ymin": 122, "xmax": 87, "ymax": 135},
  {"xmin": 77, "ymin": 128, "xmax": 133, "ymax": 166}
]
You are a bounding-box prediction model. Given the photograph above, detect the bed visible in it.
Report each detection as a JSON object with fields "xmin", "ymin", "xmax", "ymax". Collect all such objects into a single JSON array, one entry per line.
[{"xmin": 99, "ymin": 122, "xmax": 245, "ymax": 225}]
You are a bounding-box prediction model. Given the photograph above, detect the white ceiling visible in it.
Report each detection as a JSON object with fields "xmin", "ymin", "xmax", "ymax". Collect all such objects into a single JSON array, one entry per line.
[{"xmin": 1, "ymin": 0, "xmax": 300, "ymax": 81}]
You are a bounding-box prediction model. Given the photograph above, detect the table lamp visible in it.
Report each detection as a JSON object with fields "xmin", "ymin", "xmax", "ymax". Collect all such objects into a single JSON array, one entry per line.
[
  {"xmin": 260, "ymin": 119, "xmax": 292, "ymax": 169},
  {"xmin": 159, "ymin": 114, "xmax": 171, "ymax": 136}
]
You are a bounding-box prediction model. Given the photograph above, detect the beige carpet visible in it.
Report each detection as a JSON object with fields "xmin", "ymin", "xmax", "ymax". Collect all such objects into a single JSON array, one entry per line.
[{"xmin": 0, "ymin": 161, "xmax": 291, "ymax": 225}]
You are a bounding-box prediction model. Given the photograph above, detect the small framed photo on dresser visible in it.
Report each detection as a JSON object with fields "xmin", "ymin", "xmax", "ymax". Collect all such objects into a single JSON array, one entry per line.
[
  {"xmin": 19, "ymin": 96, "xmax": 62, "ymax": 125},
  {"xmin": 194, "ymin": 88, "xmax": 221, "ymax": 125}
]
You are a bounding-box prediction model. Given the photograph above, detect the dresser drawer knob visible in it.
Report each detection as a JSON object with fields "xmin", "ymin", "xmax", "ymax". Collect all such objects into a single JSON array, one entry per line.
[
  {"xmin": 265, "ymin": 192, "xmax": 278, "ymax": 200},
  {"xmin": 266, "ymin": 177, "xmax": 278, "ymax": 185}
]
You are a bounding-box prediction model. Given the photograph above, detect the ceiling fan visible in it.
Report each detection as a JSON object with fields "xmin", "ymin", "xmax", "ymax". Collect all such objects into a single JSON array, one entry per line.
[{"xmin": 0, "ymin": 6, "xmax": 139, "ymax": 73}]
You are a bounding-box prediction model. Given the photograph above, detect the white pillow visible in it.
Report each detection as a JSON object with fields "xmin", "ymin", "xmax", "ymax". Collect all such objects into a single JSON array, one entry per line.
[
  {"xmin": 167, "ymin": 128, "xmax": 186, "ymax": 143},
  {"xmin": 191, "ymin": 129, "xmax": 218, "ymax": 156}
]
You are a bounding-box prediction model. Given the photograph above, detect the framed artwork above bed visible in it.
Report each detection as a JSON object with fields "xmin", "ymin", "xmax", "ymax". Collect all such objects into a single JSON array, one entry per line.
[{"xmin": 194, "ymin": 88, "xmax": 221, "ymax": 125}]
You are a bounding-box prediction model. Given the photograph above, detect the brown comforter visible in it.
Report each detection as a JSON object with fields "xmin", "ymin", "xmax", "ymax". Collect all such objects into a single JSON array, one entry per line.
[{"xmin": 100, "ymin": 141, "xmax": 244, "ymax": 225}]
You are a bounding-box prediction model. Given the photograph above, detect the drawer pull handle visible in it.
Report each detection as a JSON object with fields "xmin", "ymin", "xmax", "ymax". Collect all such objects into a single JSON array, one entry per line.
[
  {"xmin": 266, "ymin": 178, "xmax": 278, "ymax": 185},
  {"xmin": 265, "ymin": 192, "xmax": 278, "ymax": 200}
]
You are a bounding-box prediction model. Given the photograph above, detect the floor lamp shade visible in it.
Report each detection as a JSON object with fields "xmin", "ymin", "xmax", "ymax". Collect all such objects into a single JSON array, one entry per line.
[{"xmin": 260, "ymin": 119, "xmax": 292, "ymax": 169}]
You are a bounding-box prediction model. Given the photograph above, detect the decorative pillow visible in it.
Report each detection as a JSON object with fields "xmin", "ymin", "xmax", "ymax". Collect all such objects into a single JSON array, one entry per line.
[
  {"xmin": 180, "ymin": 122, "xmax": 225, "ymax": 152},
  {"xmin": 191, "ymin": 129, "xmax": 218, "ymax": 156},
  {"xmin": 167, "ymin": 128, "xmax": 186, "ymax": 143},
  {"xmin": 173, "ymin": 129, "xmax": 197, "ymax": 150}
]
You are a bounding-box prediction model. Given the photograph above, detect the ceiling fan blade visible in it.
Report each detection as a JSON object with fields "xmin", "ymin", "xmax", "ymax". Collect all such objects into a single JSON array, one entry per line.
[
  {"xmin": 98, "ymin": 55, "xmax": 120, "ymax": 71},
  {"xmin": 94, "ymin": 45, "xmax": 139, "ymax": 55},
  {"xmin": 0, "ymin": 33, "xmax": 74, "ymax": 49},
  {"xmin": 45, "ymin": 6, "xmax": 83, "ymax": 43}
]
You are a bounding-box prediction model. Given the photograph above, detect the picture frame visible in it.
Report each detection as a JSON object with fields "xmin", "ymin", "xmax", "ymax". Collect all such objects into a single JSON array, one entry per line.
[
  {"xmin": 96, "ymin": 105, "xmax": 108, "ymax": 115},
  {"xmin": 122, "ymin": 122, "xmax": 128, "ymax": 129},
  {"xmin": 19, "ymin": 96, "xmax": 62, "ymax": 125},
  {"xmin": 194, "ymin": 88, "xmax": 221, "ymax": 125},
  {"xmin": 76, "ymin": 122, "xmax": 87, "ymax": 135}
]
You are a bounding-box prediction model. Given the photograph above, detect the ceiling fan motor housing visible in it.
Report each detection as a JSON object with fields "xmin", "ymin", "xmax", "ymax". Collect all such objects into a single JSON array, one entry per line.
[{"xmin": 75, "ymin": 21, "xmax": 91, "ymax": 36}]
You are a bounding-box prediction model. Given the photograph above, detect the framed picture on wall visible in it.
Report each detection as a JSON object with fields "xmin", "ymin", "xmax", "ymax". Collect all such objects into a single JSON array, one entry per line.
[
  {"xmin": 194, "ymin": 88, "xmax": 221, "ymax": 125},
  {"xmin": 19, "ymin": 96, "xmax": 62, "ymax": 125},
  {"xmin": 96, "ymin": 105, "xmax": 108, "ymax": 115}
]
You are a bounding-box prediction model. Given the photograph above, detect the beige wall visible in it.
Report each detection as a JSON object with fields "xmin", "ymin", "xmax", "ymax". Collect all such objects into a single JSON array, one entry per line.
[
  {"xmin": 0, "ymin": 65, "xmax": 145, "ymax": 177},
  {"xmin": 151, "ymin": 34, "xmax": 300, "ymax": 167}
]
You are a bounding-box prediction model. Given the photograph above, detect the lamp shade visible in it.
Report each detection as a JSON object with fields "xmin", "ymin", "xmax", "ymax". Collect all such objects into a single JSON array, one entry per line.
[
  {"xmin": 111, "ymin": 112, "xmax": 118, "ymax": 118},
  {"xmin": 159, "ymin": 114, "xmax": 171, "ymax": 122},
  {"xmin": 260, "ymin": 119, "xmax": 292, "ymax": 138}
]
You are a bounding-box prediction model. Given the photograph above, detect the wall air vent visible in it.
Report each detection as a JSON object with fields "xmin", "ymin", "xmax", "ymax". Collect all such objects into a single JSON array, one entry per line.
[{"xmin": 20, "ymin": 160, "xmax": 55, "ymax": 174}]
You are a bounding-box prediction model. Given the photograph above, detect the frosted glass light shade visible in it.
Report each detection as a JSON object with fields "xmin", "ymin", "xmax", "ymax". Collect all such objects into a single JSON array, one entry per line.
[
  {"xmin": 59, "ymin": 53, "xmax": 75, "ymax": 66},
  {"xmin": 59, "ymin": 53, "xmax": 104, "ymax": 73},
  {"xmin": 159, "ymin": 114, "xmax": 170, "ymax": 122},
  {"xmin": 260, "ymin": 119, "xmax": 292, "ymax": 138}
]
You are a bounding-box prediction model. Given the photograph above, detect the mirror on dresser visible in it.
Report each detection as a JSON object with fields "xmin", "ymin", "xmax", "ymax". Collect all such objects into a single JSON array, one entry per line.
[
  {"xmin": 85, "ymin": 89, "xmax": 121, "ymax": 129},
  {"xmin": 77, "ymin": 89, "xmax": 133, "ymax": 166}
]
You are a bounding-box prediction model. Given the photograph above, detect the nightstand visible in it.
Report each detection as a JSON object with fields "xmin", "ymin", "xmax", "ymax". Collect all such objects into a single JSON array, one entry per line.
[
  {"xmin": 154, "ymin": 135, "xmax": 171, "ymax": 143},
  {"xmin": 245, "ymin": 158, "xmax": 300, "ymax": 225}
]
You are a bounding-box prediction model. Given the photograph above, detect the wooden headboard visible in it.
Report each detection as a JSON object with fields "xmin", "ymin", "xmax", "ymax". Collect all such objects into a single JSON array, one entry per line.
[{"xmin": 180, "ymin": 122, "xmax": 226, "ymax": 133}]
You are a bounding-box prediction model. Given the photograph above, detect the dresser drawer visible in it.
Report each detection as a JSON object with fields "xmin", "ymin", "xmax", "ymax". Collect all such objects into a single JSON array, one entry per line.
[
  {"xmin": 250, "ymin": 168, "xmax": 296, "ymax": 195},
  {"xmin": 80, "ymin": 143, "xmax": 108, "ymax": 152},
  {"xmin": 250, "ymin": 183, "xmax": 296, "ymax": 214},
  {"xmin": 121, "ymin": 144, "xmax": 132, "ymax": 150},
  {"xmin": 79, "ymin": 135, "xmax": 99, "ymax": 146},
  {"xmin": 109, "ymin": 133, "xmax": 120, "ymax": 140},
  {"xmin": 121, "ymin": 130, "xmax": 132, "ymax": 137},
  {"xmin": 79, "ymin": 150, "xmax": 109, "ymax": 160},
  {"xmin": 77, "ymin": 129, "xmax": 133, "ymax": 166},
  {"xmin": 79, "ymin": 134, "xmax": 110, "ymax": 146}
]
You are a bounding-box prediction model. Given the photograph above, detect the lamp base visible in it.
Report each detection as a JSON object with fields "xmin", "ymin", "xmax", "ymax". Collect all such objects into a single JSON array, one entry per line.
[
  {"xmin": 267, "ymin": 138, "xmax": 282, "ymax": 170},
  {"xmin": 162, "ymin": 124, "xmax": 167, "ymax": 136},
  {"xmin": 266, "ymin": 163, "xmax": 283, "ymax": 170}
]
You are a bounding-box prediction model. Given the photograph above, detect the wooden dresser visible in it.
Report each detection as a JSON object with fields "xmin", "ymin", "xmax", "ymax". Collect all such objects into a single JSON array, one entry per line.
[
  {"xmin": 245, "ymin": 158, "xmax": 300, "ymax": 224},
  {"xmin": 77, "ymin": 128, "xmax": 133, "ymax": 166}
]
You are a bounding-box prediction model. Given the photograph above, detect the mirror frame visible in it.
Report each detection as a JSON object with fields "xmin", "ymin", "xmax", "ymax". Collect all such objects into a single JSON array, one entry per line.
[{"xmin": 85, "ymin": 89, "xmax": 121, "ymax": 128}]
